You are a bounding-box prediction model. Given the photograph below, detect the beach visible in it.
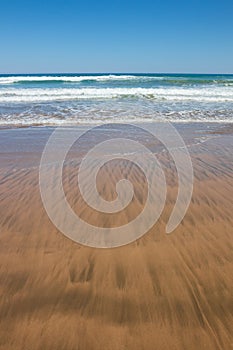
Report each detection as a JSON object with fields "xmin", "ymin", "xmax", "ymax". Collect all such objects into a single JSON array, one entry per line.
[
  {"xmin": 1, "ymin": 0, "xmax": 233, "ymax": 343},
  {"xmin": 0, "ymin": 122, "xmax": 232, "ymax": 350}
]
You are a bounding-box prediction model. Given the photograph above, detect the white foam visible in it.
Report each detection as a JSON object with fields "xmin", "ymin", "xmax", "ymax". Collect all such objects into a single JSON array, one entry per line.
[
  {"xmin": 0, "ymin": 87, "xmax": 232, "ymax": 103},
  {"xmin": 0, "ymin": 116, "xmax": 233, "ymax": 126},
  {"xmin": 0, "ymin": 75, "xmax": 138, "ymax": 84}
]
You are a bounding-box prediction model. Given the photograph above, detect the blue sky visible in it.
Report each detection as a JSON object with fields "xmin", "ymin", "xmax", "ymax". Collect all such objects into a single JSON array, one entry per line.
[{"xmin": 1, "ymin": 0, "xmax": 233, "ymax": 73}]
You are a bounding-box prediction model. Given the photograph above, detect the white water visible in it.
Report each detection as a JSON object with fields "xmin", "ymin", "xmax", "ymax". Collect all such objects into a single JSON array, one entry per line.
[
  {"xmin": 0, "ymin": 87, "xmax": 233, "ymax": 103},
  {"xmin": 0, "ymin": 74, "xmax": 232, "ymax": 125}
]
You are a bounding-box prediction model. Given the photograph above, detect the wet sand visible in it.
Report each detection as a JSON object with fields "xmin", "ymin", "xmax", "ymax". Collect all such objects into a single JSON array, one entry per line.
[{"xmin": 0, "ymin": 123, "xmax": 232, "ymax": 350}]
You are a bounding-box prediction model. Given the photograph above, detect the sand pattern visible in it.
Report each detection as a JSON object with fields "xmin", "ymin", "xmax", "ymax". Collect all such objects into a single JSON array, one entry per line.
[{"xmin": 0, "ymin": 126, "xmax": 232, "ymax": 350}]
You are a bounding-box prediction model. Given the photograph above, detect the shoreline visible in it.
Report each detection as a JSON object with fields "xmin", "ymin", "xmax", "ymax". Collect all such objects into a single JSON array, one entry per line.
[{"xmin": 1, "ymin": 119, "xmax": 233, "ymax": 130}]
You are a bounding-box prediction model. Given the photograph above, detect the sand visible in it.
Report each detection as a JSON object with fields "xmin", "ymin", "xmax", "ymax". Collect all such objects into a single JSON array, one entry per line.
[{"xmin": 0, "ymin": 123, "xmax": 232, "ymax": 350}]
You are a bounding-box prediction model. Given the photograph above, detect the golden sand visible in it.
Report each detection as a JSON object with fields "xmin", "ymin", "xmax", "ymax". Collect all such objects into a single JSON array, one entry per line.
[{"xmin": 0, "ymin": 124, "xmax": 232, "ymax": 350}]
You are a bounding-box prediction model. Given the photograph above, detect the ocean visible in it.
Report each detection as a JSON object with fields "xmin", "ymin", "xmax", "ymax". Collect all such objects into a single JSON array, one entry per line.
[{"xmin": 0, "ymin": 73, "xmax": 233, "ymax": 126}]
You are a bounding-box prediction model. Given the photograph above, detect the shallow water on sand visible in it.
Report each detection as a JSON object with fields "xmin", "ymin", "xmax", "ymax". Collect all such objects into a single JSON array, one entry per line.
[{"xmin": 0, "ymin": 123, "xmax": 232, "ymax": 349}]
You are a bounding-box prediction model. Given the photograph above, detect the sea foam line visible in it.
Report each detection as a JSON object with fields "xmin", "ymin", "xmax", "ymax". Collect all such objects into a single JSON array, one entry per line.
[
  {"xmin": 0, "ymin": 75, "xmax": 140, "ymax": 84},
  {"xmin": 0, "ymin": 87, "xmax": 232, "ymax": 102}
]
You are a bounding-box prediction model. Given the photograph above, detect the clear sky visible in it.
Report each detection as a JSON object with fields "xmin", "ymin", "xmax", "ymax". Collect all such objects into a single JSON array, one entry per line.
[{"xmin": 1, "ymin": 0, "xmax": 233, "ymax": 74}]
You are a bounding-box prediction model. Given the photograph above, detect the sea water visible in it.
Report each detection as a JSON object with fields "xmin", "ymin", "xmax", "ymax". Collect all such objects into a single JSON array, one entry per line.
[{"xmin": 0, "ymin": 73, "xmax": 233, "ymax": 125}]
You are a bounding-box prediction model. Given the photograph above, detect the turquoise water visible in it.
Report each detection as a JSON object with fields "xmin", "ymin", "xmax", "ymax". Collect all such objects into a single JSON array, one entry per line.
[{"xmin": 0, "ymin": 73, "xmax": 233, "ymax": 125}]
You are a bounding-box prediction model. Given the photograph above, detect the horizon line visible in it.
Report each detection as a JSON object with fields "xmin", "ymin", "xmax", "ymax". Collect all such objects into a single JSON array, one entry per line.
[{"xmin": 0, "ymin": 71, "xmax": 233, "ymax": 75}]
